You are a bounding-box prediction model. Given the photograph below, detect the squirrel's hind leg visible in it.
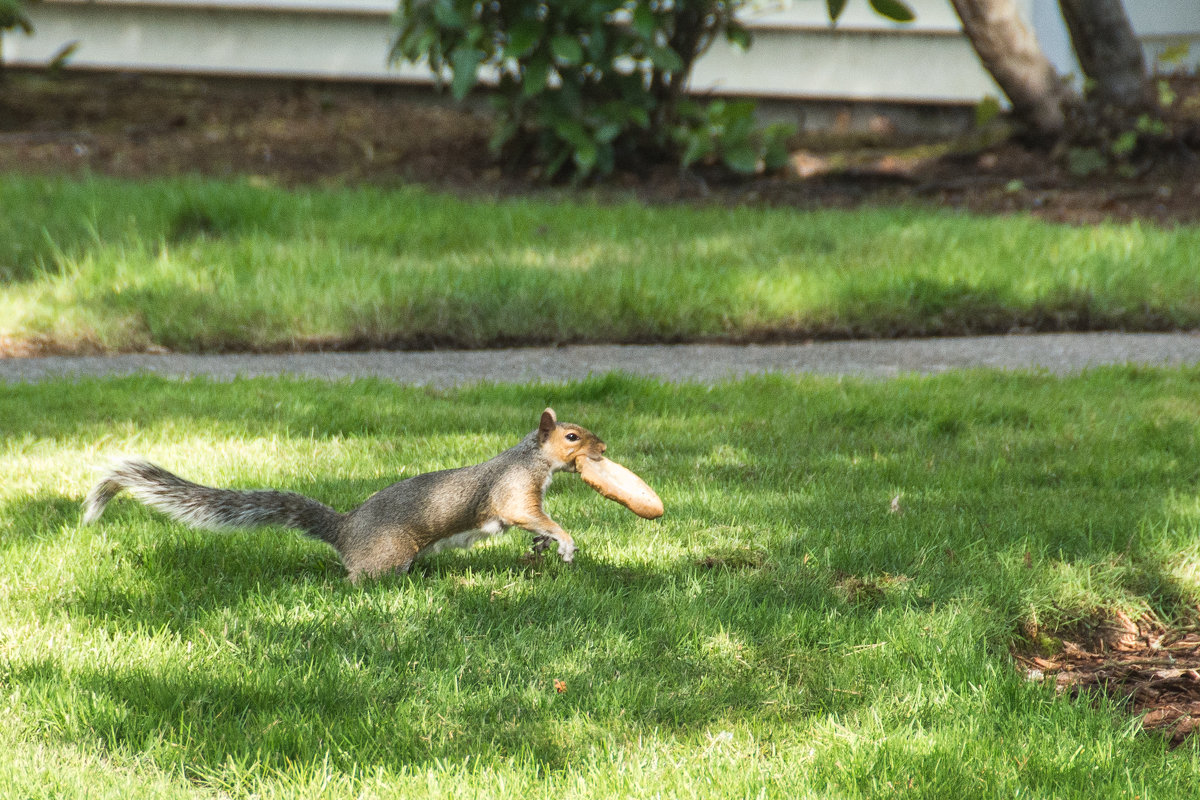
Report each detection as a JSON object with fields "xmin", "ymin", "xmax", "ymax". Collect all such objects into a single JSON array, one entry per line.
[{"xmin": 342, "ymin": 529, "xmax": 419, "ymax": 582}]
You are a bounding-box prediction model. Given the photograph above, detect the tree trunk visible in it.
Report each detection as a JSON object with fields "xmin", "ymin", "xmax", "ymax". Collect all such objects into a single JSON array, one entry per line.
[
  {"xmin": 949, "ymin": 0, "xmax": 1077, "ymax": 140},
  {"xmin": 1057, "ymin": 0, "xmax": 1147, "ymax": 109}
]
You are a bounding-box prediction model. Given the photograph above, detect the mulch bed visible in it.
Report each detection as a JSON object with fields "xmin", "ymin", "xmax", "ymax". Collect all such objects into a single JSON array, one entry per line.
[
  {"xmin": 2, "ymin": 70, "xmax": 1199, "ymax": 226},
  {"xmin": 1014, "ymin": 612, "xmax": 1200, "ymax": 746}
]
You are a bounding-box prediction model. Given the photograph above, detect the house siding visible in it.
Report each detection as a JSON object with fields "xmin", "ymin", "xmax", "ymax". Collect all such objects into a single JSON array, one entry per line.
[{"xmin": 4, "ymin": 0, "xmax": 1197, "ymax": 105}]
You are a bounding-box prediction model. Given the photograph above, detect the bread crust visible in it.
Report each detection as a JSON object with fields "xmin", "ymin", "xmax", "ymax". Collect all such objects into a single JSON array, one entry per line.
[{"xmin": 577, "ymin": 456, "xmax": 664, "ymax": 519}]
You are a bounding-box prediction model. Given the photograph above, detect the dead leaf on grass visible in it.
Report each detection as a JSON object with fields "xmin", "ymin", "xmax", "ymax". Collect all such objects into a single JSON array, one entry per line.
[
  {"xmin": 1014, "ymin": 613, "xmax": 1200, "ymax": 746},
  {"xmin": 696, "ymin": 546, "xmax": 767, "ymax": 571},
  {"xmin": 833, "ymin": 572, "xmax": 911, "ymax": 605}
]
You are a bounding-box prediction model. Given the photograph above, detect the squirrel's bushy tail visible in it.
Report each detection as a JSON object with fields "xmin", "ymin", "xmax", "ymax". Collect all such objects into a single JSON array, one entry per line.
[{"xmin": 83, "ymin": 459, "xmax": 343, "ymax": 546}]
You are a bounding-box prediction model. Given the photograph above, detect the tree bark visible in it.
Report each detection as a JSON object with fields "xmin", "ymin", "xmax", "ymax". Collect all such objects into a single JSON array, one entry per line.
[
  {"xmin": 949, "ymin": 0, "xmax": 1077, "ymax": 140},
  {"xmin": 1057, "ymin": 0, "xmax": 1147, "ymax": 109}
]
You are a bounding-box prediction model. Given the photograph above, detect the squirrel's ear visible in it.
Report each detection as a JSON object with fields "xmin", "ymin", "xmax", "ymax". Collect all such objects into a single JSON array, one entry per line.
[{"xmin": 538, "ymin": 408, "xmax": 557, "ymax": 441}]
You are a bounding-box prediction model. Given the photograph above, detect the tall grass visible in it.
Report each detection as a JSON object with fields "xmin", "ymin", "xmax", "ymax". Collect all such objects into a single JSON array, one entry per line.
[
  {"xmin": 3, "ymin": 371, "xmax": 1200, "ymax": 797},
  {"xmin": 2, "ymin": 174, "xmax": 1199, "ymax": 352}
]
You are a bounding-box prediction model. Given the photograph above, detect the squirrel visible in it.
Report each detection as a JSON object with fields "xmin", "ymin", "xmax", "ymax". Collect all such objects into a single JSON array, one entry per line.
[{"xmin": 83, "ymin": 408, "xmax": 606, "ymax": 582}]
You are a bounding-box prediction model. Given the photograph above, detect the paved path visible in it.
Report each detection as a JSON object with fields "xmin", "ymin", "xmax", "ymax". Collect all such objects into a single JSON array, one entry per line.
[{"xmin": 3, "ymin": 333, "xmax": 1198, "ymax": 387}]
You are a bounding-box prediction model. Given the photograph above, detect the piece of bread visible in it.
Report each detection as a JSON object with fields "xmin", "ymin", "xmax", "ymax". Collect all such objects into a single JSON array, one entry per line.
[{"xmin": 577, "ymin": 456, "xmax": 664, "ymax": 519}]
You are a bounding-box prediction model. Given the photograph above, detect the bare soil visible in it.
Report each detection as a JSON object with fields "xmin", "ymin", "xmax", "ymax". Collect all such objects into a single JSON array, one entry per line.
[
  {"xmin": 2, "ymin": 70, "xmax": 1199, "ymax": 225},
  {"xmin": 1015, "ymin": 612, "xmax": 1200, "ymax": 746}
]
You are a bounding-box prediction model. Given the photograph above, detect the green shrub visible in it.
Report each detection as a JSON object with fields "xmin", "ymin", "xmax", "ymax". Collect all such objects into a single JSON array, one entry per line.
[
  {"xmin": 392, "ymin": 0, "xmax": 916, "ymax": 180},
  {"xmin": 675, "ymin": 98, "xmax": 793, "ymax": 173},
  {"xmin": 0, "ymin": 0, "xmax": 34, "ymax": 73},
  {"xmin": 392, "ymin": 0, "xmax": 755, "ymax": 179},
  {"xmin": 0, "ymin": 0, "xmax": 33, "ymax": 36}
]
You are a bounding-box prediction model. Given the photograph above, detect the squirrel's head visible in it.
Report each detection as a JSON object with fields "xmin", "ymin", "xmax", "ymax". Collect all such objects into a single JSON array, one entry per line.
[{"xmin": 537, "ymin": 408, "xmax": 606, "ymax": 472}]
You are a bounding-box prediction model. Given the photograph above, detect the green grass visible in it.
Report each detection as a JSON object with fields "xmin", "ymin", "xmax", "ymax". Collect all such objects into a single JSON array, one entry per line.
[
  {"xmin": 4, "ymin": 370, "xmax": 1200, "ymax": 797},
  {"xmin": 3, "ymin": 174, "xmax": 1200, "ymax": 352}
]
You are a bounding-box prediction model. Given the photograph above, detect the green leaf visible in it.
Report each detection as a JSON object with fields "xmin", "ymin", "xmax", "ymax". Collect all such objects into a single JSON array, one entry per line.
[
  {"xmin": 432, "ymin": 0, "xmax": 466, "ymax": 30},
  {"xmin": 1157, "ymin": 79, "xmax": 1177, "ymax": 108},
  {"xmin": 632, "ymin": 3, "xmax": 655, "ymax": 39},
  {"xmin": 974, "ymin": 95, "xmax": 1002, "ymax": 128},
  {"xmin": 449, "ymin": 46, "xmax": 483, "ymax": 100},
  {"xmin": 682, "ymin": 134, "xmax": 714, "ymax": 168},
  {"xmin": 557, "ymin": 79, "xmax": 583, "ymax": 115},
  {"xmin": 647, "ymin": 45, "xmax": 683, "ymax": 73},
  {"xmin": 585, "ymin": 26, "xmax": 607, "ymax": 61},
  {"xmin": 761, "ymin": 122, "xmax": 795, "ymax": 171},
  {"xmin": 0, "ymin": 0, "xmax": 33, "ymax": 34},
  {"xmin": 553, "ymin": 119, "xmax": 598, "ymax": 174},
  {"xmin": 1157, "ymin": 41, "xmax": 1191, "ymax": 67},
  {"xmin": 1110, "ymin": 130, "xmax": 1138, "ymax": 157},
  {"xmin": 573, "ymin": 139, "xmax": 599, "ymax": 173},
  {"xmin": 543, "ymin": 147, "xmax": 572, "ymax": 179},
  {"xmin": 826, "ymin": 0, "xmax": 848, "ymax": 23},
  {"xmin": 869, "ymin": 0, "xmax": 916, "ymax": 23},
  {"xmin": 594, "ymin": 122, "xmax": 622, "ymax": 144},
  {"xmin": 763, "ymin": 121, "xmax": 797, "ymax": 139},
  {"xmin": 1135, "ymin": 113, "xmax": 1167, "ymax": 136},
  {"xmin": 724, "ymin": 100, "xmax": 757, "ymax": 120},
  {"xmin": 550, "ymin": 35, "xmax": 584, "ymax": 66},
  {"xmin": 488, "ymin": 116, "xmax": 521, "ymax": 153},
  {"xmin": 763, "ymin": 141, "xmax": 790, "ymax": 171},
  {"xmin": 725, "ymin": 22, "xmax": 752, "ymax": 51},
  {"xmin": 505, "ymin": 20, "xmax": 543, "ymax": 58},
  {"xmin": 594, "ymin": 145, "xmax": 615, "ymax": 177},
  {"xmin": 464, "ymin": 23, "xmax": 488, "ymax": 48},
  {"xmin": 725, "ymin": 112, "xmax": 755, "ymax": 142},
  {"xmin": 554, "ymin": 119, "xmax": 591, "ymax": 149},
  {"xmin": 676, "ymin": 99, "xmax": 704, "ymax": 121},
  {"xmin": 722, "ymin": 143, "xmax": 759, "ymax": 174},
  {"xmin": 523, "ymin": 55, "xmax": 551, "ymax": 97},
  {"xmin": 627, "ymin": 106, "xmax": 651, "ymax": 128},
  {"xmin": 392, "ymin": 13, "xmax": 441, "ymax": 62}
]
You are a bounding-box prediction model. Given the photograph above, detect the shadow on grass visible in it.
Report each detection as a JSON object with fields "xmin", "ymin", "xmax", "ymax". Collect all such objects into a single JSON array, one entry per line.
[
  {"xmin": 0, "ymin": 377, "xmax": 645, "ymax": 445},
  {"xmin": 7, "ymin": 371, "xmax": 1200, "ymax": 779},
  {"xmin": 0, "ymin": 496, "xmax": 83, "ymax": 548},
  {"xmin": 824, "ymin": 276, "xmax": 1177, "ymax": 337},
  {"xmin": 3, "ymin": 491, "xmax": 870, "ymax": 775},
  {"xmin": 6, "ymin": 487, "xmax": 1198, "ymax": 778}
]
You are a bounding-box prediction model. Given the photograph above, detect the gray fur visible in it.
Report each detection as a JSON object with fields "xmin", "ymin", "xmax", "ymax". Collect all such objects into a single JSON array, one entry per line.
[{"xmin": 82, "ymin": 411, "xmax": 607, "ymax": 582}]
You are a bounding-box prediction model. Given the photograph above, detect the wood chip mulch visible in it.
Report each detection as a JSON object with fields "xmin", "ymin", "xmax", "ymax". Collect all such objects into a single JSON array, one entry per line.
[
  {"xmin": 1014, "ymin": 611, "xmax": 1200, "ymax": 746},
  {"xmin": 2, "ymin": 71, "xmax": 1199, "ymax": 225}
]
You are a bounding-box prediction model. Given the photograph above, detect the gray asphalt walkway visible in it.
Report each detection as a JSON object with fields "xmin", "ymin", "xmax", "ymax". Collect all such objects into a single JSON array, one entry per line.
[{"xmin": 2, "ymin": 333, "xmax": 1199, "ymax": 387}]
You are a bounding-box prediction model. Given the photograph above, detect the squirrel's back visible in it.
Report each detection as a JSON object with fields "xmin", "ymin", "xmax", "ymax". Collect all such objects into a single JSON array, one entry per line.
[{"xmin": 345, "ymin": 433, "xmax": 545, "ymax": 542}]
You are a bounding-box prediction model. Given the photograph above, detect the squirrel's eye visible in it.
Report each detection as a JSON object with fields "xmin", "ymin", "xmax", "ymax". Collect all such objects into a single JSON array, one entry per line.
[{"xmin": 565, "ymin": 433, "xmax": 580, "ymax": 442}]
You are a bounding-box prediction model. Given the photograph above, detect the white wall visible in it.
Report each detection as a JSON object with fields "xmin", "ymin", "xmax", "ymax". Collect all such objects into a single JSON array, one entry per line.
[
  {"xmin": 4, "ymin": 0, "xmax": 1197, "ymax": 105},
  {"xmin": 690, "ymin": 0, "xmax": 1005, "ymax": 102},
  {"xmin": 1032, "ymin": 0, "xmax": 1200, "ymax": 78}
]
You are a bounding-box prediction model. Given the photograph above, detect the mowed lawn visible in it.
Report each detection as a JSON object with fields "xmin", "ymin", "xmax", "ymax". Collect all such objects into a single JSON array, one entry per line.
[
  {"xmin": 3, "ymin": 371, "xmax": 1200, "ymax": 798},
  {"xmin": 3, "ymin": 174, "xmax": 1200, "ymax": 353}
]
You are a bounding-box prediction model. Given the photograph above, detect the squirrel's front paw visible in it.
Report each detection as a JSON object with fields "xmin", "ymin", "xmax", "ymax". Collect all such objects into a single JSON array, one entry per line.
[{"xmin": 559, "ymin": 543, "xmax": 576, "ymax": 563}]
